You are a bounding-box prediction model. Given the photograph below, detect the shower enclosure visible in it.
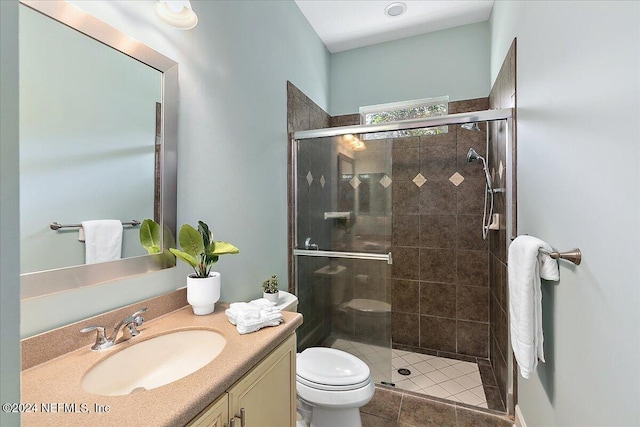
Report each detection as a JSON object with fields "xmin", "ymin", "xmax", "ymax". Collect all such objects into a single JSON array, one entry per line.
[
  {"xmin": 292, "ymin": 109, "xmax": 514, "ymax": 411},
  {"xmin": 294, "ymin": 132, "xmax": 394, "ymax": 384}
]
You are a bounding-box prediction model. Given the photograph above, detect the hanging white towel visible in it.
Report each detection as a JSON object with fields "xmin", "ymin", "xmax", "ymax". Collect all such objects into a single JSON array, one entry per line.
[
  {"xmin": 81, "ymin": 220, "xmax": 123, "ymax": 264},
  {"xmin": 508, "ymin": 235, "xmax": 559, "ymax": 379}
]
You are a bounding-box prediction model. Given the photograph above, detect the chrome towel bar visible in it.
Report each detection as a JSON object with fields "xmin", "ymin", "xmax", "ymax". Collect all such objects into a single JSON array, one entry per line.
[
  {"xmin": 510, "ymin": 236, "xmax": 582, "ymax": 265},
  {"xmin": 538, "ymin": 248, "xmax": 582, "ymax": 265},
  {"xmin": 50, "ymin": 220, "xmax": 140, "ymax": 230}
]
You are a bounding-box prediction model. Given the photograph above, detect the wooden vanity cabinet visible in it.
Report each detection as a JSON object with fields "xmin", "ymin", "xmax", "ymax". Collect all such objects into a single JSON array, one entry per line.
[
  {"xmin": 188, "ymin": 333, "xmax": 297, "ymax": 427},
  {"xmin": 188, "ymin": 394, "xmax": 229, "ymax": 427}
]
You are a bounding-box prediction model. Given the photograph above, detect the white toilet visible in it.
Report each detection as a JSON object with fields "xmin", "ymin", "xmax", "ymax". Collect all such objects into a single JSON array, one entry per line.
[
  {"xmin": 296, "ymin": 347, "xmax": 375, "ymax": 427},
  {"xmin": 274, "ymin": 291, "xmax": 375, "ymax": 427}
]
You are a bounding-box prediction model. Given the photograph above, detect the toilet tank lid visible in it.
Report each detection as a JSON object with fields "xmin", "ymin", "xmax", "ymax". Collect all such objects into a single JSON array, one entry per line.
[
  {"xmin": 297, "ymin": 347, "xmax": 370, "ymax": 386},
  {"xmin": 273, "ymin": 290, "xmax": 298, "ymax": 311}
]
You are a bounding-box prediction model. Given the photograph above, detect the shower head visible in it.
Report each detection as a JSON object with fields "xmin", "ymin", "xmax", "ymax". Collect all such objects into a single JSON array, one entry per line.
[
  {"xmin": 466, "ymin": 148, "xmax": 483, "ymax": 163},
  {"xmin": 466, "ymin": 147, "xmax": 494, "ymax": 193},
  {"xmin": 461, "ymin": 122, "xmax": 481, "ymax": 132}
]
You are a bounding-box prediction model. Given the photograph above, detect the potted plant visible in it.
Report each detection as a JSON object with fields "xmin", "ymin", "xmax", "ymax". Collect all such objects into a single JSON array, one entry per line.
[
  {"xmin": 140, "ymin": 219, "xmax": 239, "ymax": 315},
  {"xmin": 261, "ymin": 274, "xmax": 280, "ymax": 304}
]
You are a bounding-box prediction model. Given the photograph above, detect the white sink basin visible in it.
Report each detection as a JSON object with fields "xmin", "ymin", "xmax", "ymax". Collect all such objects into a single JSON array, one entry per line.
[{"xmin": 82, "ymin": 329, "xmax": 226, "ymax": 396}]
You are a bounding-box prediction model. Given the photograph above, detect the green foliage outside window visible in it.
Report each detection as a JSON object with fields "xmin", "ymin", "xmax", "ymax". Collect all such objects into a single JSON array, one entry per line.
[{"xmin": 362, "ymin": 101, "xmax": 448, "ymax": 140}]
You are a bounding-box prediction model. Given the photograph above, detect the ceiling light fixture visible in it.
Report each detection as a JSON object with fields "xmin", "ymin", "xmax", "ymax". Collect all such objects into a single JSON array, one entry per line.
[
  {"xmin": 155, "ymin": 0, "xmax": 198, "ymax": 30},
  {"xmin": 342, "ymin": 134, "xmax": 366, "ymax": 151},
  {"xmin": 384, "ymin": 2, "xmax": 407, "ymax": 18}
]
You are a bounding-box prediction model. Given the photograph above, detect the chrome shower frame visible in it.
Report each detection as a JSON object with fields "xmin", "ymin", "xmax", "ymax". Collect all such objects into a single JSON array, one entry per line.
[
  {"xmin": 293, "ymin": 108, "xmax": 514, "ymax": 248},
  {"xmin": 294, "ymin": 109, "xmax": 512, "ymax": 139},
  {"xmin": 292, "ymin": 108, "xmax": 515, "ymax": 245},
  {"xmin": 292, "ymin": 108, "xmax": 516, "ymax": 414}
]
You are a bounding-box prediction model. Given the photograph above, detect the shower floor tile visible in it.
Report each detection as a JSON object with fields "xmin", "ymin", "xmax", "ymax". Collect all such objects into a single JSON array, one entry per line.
[
  {"xmin": 391, "ymin": 349, "xmax": 488, "ymax": 409},
  {"xmin": 323, "ymin": 337, "xmax": 492, "ymax": 410}
]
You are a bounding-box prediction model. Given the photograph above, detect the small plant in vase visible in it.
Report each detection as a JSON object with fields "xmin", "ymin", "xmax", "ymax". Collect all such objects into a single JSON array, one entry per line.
[
  {"xmin": 140, "ymin": 219, "xmax": 239, "ymax": 315},
  {"xmin": 261, "ymin": 274, "xmax": 280, "ymax": 304}
]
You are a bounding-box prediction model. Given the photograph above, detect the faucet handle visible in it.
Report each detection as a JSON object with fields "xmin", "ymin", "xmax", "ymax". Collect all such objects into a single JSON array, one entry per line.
[
  {"xmin": 130, "ymin": 307, "xmax": 148, "ymax": 318},
  {"xmin": 127, "ymin": 312, "xmax": 145, "ymax": 338},
  {"xmin": 80, "ymin": 326, "xmax": 112, "ymax": 350}
]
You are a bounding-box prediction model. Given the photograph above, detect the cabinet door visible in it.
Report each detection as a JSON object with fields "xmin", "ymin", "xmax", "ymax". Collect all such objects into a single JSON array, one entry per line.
[
  {"xmin": 228, "ymin": 334, "xmax": 296, "ymax": 427},
  {"xmin": 187, "ymin": 393, "xmax": 229, "ymax": 427}
]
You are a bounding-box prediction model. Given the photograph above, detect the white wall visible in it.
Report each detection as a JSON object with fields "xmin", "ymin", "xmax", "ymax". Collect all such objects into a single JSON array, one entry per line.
[
  {"xmin": 330, "ymin": 22, "xmax": 490, "ymax": 115},
  {"xmin": 1, "ymin": 2, "xmax": 21, "ymax": 425},
  {"xmin": 19, "ymin": 0, "xmax": 330, "ymax": 334},
  {"xmin": 491, "ymin": 2, "xmax": 640, "ymax": 425}
]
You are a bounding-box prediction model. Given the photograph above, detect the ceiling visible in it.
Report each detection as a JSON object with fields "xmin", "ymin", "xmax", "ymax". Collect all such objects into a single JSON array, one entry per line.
[{"xmin": 294, "ymin": 0, "xmax": 494, "ymax": 53}]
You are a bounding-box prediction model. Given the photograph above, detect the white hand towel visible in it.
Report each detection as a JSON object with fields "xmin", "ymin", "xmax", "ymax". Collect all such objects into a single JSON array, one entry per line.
[
  {"xmin": 225, "ymin": 298, "xmax": 283, "ymax": 334},
  {"xmin": 81, "ymin": 220, "xmax": 123, "ymax": 264},
  {"xmin": 228, "ymin": 302, "xmax": 261, "ymax": 320},
  {"xmin": 508, "ymin": 235, "xmax": 559, "ymax": 379}
]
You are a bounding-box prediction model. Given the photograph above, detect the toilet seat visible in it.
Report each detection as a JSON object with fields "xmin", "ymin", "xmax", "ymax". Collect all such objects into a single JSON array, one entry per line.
[
  {"xmin": 297, "ymin": 347, "xmax": 371, "ymax": 389},
  {"xmin": 296, "ymin": 374, "xmax": 371, "ymax": 391},
  {"xmin": 295, "ymin": 347, "xmax": 375, "ymax": 425}
]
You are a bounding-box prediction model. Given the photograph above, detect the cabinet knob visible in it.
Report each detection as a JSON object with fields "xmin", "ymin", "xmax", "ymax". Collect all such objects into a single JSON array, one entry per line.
[{"xmin": 234, "ymin": 407, "xmax": 246, "ymax": 427}]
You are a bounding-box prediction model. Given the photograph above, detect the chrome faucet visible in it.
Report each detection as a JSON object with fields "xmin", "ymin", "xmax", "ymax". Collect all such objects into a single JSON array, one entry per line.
[{"xmin": 81, "ymin": 308, "xmax": 147, "ymax": 351}]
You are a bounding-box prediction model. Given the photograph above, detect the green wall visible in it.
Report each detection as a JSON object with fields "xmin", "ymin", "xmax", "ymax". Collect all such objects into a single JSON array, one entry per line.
[
  {"xmin": 491, "ymin": 1, "xmax": 640, "ymax": 425},
  {"xmin": 1, "ymin": 1, "xmax": 21, "ymax": 425},
  {"xmin": 330, "ymin": 21, "xmax": 490, "ymax": 115}
]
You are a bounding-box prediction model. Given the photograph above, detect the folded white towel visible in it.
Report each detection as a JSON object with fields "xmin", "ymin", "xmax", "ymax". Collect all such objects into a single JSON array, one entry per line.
[
  {"xmin": 508, "ymin": 235, "xmax": 559, "ymax": 379},
  {"xmin": 228, "ymin": 302, "xmax": 261, "ymax": 320},
  {"xmin": 81, "ymin": 220, "xmax": 123, "ymax": 264},
  {"xmin": 226, "ymin": 298, "xmax": 283, "ymax": 334}
]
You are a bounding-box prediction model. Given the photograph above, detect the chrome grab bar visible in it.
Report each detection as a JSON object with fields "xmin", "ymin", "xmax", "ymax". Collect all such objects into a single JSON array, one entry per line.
[{"xmin": 294, "ymin": 249, "xmax": 392, "ymax": 265}]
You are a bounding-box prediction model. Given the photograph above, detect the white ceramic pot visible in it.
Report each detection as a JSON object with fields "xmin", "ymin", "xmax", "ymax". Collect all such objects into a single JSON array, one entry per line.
[
  {"xmin": 187, "ymin": 272, "xmax": 221, "ymax": 315},
  {"xmin": 263, "ymin": 291, "xmax": 279, "ymax": 304}
]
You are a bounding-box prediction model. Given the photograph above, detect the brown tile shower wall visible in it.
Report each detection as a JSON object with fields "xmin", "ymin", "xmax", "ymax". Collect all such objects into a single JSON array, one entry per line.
[
  {"xmin": 488, "ymin": 39, "xmax": 517, "ymax": 414},
  {"xmin": 286, "ymin": 84, "xmax": 514, "ymax": 399},
  {"xmin": 390, "ymin": 98, "xmax": 491, "ymax": 360},
  {"xmin": 286, "ymin": 82, "xmax": 331, "ymax": 292}
]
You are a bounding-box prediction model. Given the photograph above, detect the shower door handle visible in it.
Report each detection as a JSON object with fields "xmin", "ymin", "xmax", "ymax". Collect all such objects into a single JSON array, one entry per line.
[
  {"xmin": 304, "ymin": 237, "xmax": 319, "ymax": 250},
  {"xmin": 294, "ymin": 249, "xmax": 392, "ymax": 265}
]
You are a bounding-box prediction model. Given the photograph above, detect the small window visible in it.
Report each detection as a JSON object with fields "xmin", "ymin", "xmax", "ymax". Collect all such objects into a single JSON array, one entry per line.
[{"xmin": 359, "ymin": 96, "xmax": 449, "ymax": 140}]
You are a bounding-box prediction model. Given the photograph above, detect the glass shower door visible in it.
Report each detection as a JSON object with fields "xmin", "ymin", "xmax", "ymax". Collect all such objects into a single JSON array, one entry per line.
[{"xmin": 293, "ymin": 134, "xmax": 393, "ymax": 385}]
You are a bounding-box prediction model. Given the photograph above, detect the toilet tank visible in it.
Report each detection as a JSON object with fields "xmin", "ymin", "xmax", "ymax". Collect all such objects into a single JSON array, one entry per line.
[{"xmin": 273, "ymin": 290, "xmax": 298, "ymax": 312}]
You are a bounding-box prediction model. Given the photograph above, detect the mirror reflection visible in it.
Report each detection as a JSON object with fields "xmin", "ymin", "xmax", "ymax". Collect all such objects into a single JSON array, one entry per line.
[{"xmin": 19, "ymin": 4, "xmax": 162, "ymax": 274}]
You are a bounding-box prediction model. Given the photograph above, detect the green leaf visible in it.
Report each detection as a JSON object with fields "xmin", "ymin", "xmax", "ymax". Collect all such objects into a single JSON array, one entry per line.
[
  {"xmin": 178, "ymin": 224, "xmax": 204, "ymax": 257},
  {"xmin": 209, "ymin": 241, "xmax": 239, "ymax": 256},
  {"xmin": 204, "ymin": 254, "xmax": 219, "ymax": 265},
  {"xmin": 139, "ymin": 219, "xmax": 161, "ymax": 254},
  {"xmin": 197, "ymin": 220, "xmax": 212, "ymax": 253},
  {"xmin": 169, "ymin": 248, "xmax": 198, "ymax": 268}
]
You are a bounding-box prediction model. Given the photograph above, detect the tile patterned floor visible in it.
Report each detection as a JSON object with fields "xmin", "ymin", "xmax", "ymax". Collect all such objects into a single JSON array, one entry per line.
[
  {"xmin": 360, "ymin": 386, "xmax": 513, "ymax": 427},
  {"xmin": 391, "ymin": 349, "xmax": 488, "ymax": 408},
  {"xmin": 327, "ymin": 338, "xmax": 490, "ymax": 409}
]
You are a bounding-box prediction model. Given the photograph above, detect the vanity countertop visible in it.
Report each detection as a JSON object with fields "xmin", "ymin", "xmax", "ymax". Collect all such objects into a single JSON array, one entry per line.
[{"xmin": 21, "ymin": 305, "xmax": 302, "ymax": 427}]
